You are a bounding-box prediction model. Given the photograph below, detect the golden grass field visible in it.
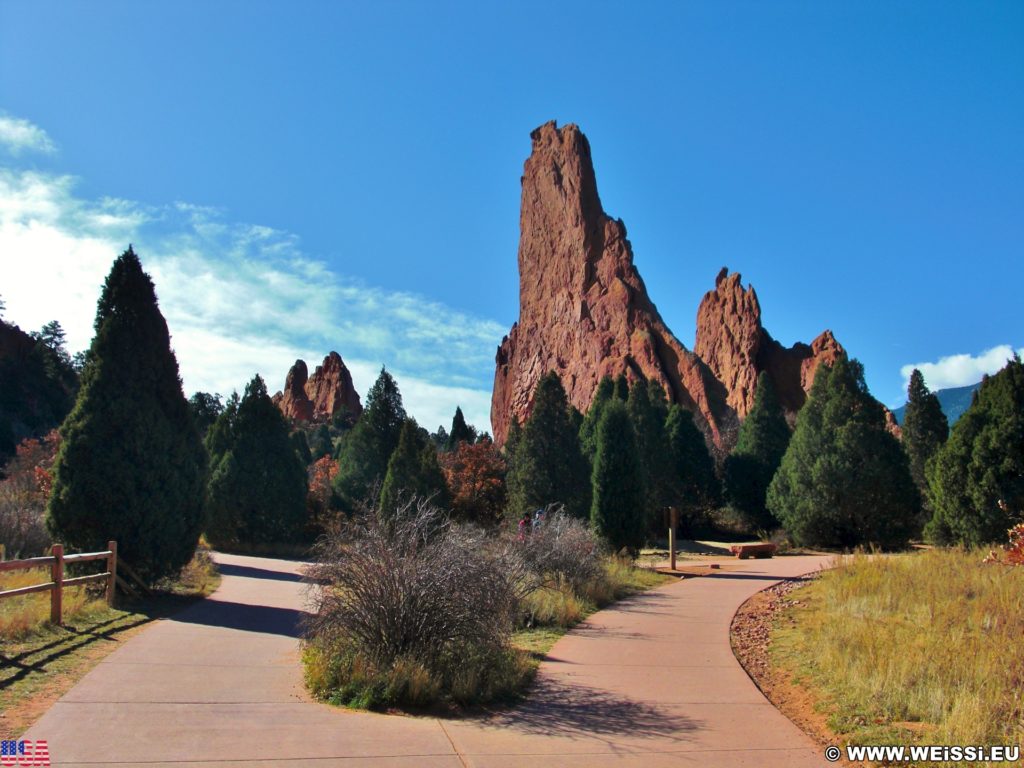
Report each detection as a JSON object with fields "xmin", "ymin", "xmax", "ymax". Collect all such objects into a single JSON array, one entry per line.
[{"xmin": 772, "ymin": 549, "xmax": 1024, "ymax": 749}]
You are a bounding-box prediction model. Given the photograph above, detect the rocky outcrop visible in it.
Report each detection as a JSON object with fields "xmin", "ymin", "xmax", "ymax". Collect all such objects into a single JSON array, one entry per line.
[
  {"xmin": 491, "ymin": 121, "xmax": 858, "ymax": 454},
  {"xmin": 491, "ymin": 121, "xmax": 733, "ymax": 451},
  {"xmin": 695, "ymin": 268, "xmax": 844, "ymax": 421},
  {"xmin": 273, "ymin": 351, "xmax": 362, "ymax": 424}
]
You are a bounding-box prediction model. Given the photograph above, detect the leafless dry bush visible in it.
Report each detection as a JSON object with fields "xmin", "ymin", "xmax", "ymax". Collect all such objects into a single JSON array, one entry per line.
[
  {"xmin": 517, "ymin": 507, "xmax": 604, "ymax": 590},
  {"xmin": 304, "ymin": 496, "xmax": 527, "ymax": 705}
]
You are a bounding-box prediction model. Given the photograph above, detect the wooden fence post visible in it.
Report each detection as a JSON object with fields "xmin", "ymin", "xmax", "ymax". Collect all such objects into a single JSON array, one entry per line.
[
  {"xmin": 50, "ymin": 543, "xmax": 64, "ymax": 626},
  {"xmin": 106, "ymin": 540, "xmax": 117, "ymax": 607}
]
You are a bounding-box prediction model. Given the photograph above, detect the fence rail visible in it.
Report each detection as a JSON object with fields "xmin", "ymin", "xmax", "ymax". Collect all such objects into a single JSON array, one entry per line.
[{"xmin": 0, "ymin": 541, "xmax": 117, "ymax": 625}]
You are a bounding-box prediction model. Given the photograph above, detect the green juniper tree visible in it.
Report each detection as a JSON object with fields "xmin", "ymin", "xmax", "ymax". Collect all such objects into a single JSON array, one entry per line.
[
  {"xmin": 290, "ymin": 428, "xmax": 312, "ymax": 465},
  {"xmin": 46, "ymin": 247, "xmax": 207, "ymax": 582},
  {"xmin": 613, "ymin": 373, "xmax": 630, "ymax": 402},
  {"xmin": 506, "ymin": 372, "xmax": 590, "ymax": 519},
  {"xmin": 309, "ymin": 423, "xmax": 334, "ymax": 460},
  {"xmin": 767, "ymin": 357, "xmax": 919, "ymax": 549},
  {"xmin": 380, "ymin": 419, "xmax": 450, "ymax": 515},
  {"xmin": 205, "ymin": 375, "xmax": 307, "ymax": 547},
  {"xmin": 188, "ymin": 391, "xmax": 224, "ymax": 438},
  {"xmin": 627, "ymin": 378, "xmax": 672, "ymax": 527},
  {"xmin": 579, "ymin": 376, "xmax": 615, "ymax": 461},
  {"xmin": 332, "ymin": 367, "xmax": 406, "ymax": 511},
  {"xmin": 901, "ymin": 369, "xmax": 948, "ymax": 519},
  {"xmin": 723, "ymin": 373, "xmax": 790, "ymax": 532},
  {"xmin": 926, "ymin": 356, "xmax": 1023, "ymax": 546},
  {"xmin": 446, "ymin": 406, "xmax": 474, "ymax": 450},
  {"xmin": 664, "ymin": 404, "xmax": 720, "ymax": 533},
  {"xmin": 590, "ymin": 399, "xmax": 646, "ymax": 555}
]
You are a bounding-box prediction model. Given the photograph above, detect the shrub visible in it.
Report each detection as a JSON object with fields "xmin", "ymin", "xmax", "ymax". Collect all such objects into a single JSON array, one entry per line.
[
  {"xmin": 0, "ymin": 431, "xmax": 59, "ymax": 558},
  {"xmin": 304, "ymin": 497, "xmax": 527, "ymax": 708},
  {"xmin": 518, "ymin": 507, "xmax": 603, "ymax": 590}
]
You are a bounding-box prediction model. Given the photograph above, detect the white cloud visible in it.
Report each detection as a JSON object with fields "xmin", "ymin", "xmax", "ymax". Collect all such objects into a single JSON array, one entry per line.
[
  {"xmin": 901, "ymin": 345, "xmax": 1024, "ymax": 392},
  {"xmin": 0, "ymin": 166, "xmax": 500, "ymax": 431},
  {"xmin": 0, "ymin": 115, "xmax": 57, "ymax": 155}
]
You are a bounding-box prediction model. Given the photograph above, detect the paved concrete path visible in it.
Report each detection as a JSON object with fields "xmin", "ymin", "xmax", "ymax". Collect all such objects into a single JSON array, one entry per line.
[{"xmin": 25, "ymin": 552, "xmax": 833, "ymax": 767}]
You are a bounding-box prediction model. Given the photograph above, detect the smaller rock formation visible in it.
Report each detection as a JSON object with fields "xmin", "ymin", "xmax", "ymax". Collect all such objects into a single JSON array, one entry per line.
[
  {"xmin": 695, "ymin": 268, "xmax": 845, "ymax": 423},
  {"xmin": 273, "ymin": 351, "xmax": 362, "ymax": 423}
]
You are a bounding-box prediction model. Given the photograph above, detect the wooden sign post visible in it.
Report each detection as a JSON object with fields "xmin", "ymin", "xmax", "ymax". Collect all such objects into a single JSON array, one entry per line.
[{"xmin": 668, "ymin": 507, "xmax": 679, "ymax": 571}]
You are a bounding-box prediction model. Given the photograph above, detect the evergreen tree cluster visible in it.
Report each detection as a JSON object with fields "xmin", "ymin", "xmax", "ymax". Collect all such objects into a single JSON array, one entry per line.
[
  {"xmin": 0, "ymin": 318, "xmax": 79, "ymax": 464},
  {"xmin": 505, "ymin": 371, "xmax": 719, "ymax": 554},
  {"xmin": 331, "ymin": 368, "xmax": 455, "ymax": 518},
  {"xmin": 926, "ymin": 356, "xmax": 1024, "ymax": 546},
  {"xmin": 767, "ymin": 357, "xmax": 920, "ymax": 549},
  {"xmin": 205, "ymin": 375, "xmax": 308, "ymax": 547},
  {"xmin": 723, "ymin": 373, "xmax": 790, "ymax": 532}
]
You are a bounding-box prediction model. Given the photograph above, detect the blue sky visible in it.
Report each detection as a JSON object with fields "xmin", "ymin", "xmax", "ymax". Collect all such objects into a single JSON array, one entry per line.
[{"xmin": 1, "ymin": 1, "xmax": 1021, "ymax": 430}]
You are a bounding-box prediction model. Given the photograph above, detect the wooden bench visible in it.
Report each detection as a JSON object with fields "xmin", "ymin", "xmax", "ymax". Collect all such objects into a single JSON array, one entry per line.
[{"xmin": 730, "ymin": 542, "xmax": 777, "ymax": 559}]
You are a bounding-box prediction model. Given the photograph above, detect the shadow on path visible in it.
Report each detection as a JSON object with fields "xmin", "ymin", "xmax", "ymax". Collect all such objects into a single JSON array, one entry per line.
[
  {"xmin": 487, "ymin": 676, "xmax": 700, "ymax": 741},
  {"xmin": 216, "ymin": 563, "xmax": 305, "ymax": 583},
  {"xmin": 172, "ymin": 600, "xmax": 307, "ymax": 639}
]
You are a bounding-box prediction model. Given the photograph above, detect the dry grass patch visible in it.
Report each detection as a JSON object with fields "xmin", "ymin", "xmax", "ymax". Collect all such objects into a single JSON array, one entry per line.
[
  {"xmin": 1, "ymin": 567, "xmax": 102, "ymax": 641},
  {"xmin": 771, "ymin": 550, "xmax": 1024, "ymax": 750}
]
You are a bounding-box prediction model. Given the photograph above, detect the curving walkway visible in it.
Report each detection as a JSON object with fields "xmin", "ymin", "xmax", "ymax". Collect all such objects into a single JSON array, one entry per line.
[{"xmin": 25, "ymin": 552, "xmax": 833, "ymax": 767}]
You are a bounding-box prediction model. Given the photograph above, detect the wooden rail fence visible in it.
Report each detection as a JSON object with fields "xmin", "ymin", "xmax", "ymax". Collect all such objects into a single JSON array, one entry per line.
[{"xmin": 0, "ymin": 541, "xmax": 117, "ymax": 626}]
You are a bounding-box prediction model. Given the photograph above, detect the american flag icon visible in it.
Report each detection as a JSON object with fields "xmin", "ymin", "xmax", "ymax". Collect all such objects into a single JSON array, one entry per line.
[{"xmin": 0, "ymin": 740, "xmax": 50, "ymax": 767}]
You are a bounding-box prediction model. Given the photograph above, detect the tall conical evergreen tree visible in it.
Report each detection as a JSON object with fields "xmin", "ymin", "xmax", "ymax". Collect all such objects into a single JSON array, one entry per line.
[
  {"xmin": 504, "ymin": 418, "xmax": 523, "ymax": 459},
  {"xmin": 290, "ymin": 429, "xmax": 312, "ymax": 465},
  {"xmin": 333, "ymin": 367, "xmax": 406, "ymax": 510},
  {"xmin": 665, "ymin": 404, "xmax": 720, "ymax": 532},
  {"xmin": 380, "ymin": 419, "xmax": 450, "ymax": 514},
  {"xmin": 627, "ymin": 378, "xmax": 671, "ymax": 526},
  {"xmin": 46, "ymin": 247, "xmax": 206, "ymax": 582},
  {"xmin": 309, "ymin": 424, "xmax": 334, "ymax": 460},
  {"xmin": 579, "ymin": 376, "xmax": 615, "ymax": 461},
  {"xmin": 723, "ymin": 373, "xmax": 791, "ymax": 531},
  {"xmin": 446, "ymin": 406, "xmax": 474, "ymax": 450},
  {"xmin": 901, "ymin": 369, "xmax": 949, "ymax": 493},
  {"xmin": 767, "ymin": 357, "xmax": 920, "ymax": 549},
  {"xmin": 506, "ymin": 372, "xmax": 590, "ymax": 519},
  {"xmin": 205, "ymin": 375, "xmax": 307, "ymax": 546},
  {"xmin": 926, "ymin": 356, "xmax": 1023, "ymax": 545},
  {"xmin": 614, "ymin": 373, "xmax": 630, "ymax": 402},
  {"xmin": 590, "ymin": 399, "xmax": 646, "ymax": 554}
]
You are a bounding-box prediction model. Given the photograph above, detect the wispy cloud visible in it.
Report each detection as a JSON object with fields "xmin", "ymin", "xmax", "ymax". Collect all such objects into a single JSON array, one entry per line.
[
  {"xmin": 0, "ymin": 162, "xmax": 502, "ymax": 432},
  {"xmin": 0, "ymin": 115, "xmax": 57, "ymax": 155},
  {"xmin": 900, "ymin": 345, "xmax": 1023, "ymax": 392}
]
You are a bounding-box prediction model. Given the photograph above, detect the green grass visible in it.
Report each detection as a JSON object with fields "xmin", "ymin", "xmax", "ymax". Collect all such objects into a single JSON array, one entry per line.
[
  {"xmin": 771, "ymin": 549, "xmax": 1024, "ymax": 750},
  {"xmin": 0, "ymin": 552, "xmax": 220, "ymax": 735}
]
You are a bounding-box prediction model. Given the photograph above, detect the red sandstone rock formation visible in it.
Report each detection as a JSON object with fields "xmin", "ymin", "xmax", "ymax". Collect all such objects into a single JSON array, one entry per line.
[
  {"xmin": 273, "ymin": 351, "xmax": 362, "ymax": 424},
  {"xmin": 491, "ymin": 121, "xmax": 733, "ymax": 450},
  {"xmin": 491, "ymin": 121, "xmax": 867, "ymax": 454},
  {"xmin": 695, "ymin": 268, "xmax": 845, "ymax": 421}
]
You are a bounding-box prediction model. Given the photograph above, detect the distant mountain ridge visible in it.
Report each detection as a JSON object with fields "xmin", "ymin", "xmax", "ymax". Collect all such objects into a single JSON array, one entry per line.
[{"xmin": 892, "ymin": 382, "xmax": 980, "ymax": 426}]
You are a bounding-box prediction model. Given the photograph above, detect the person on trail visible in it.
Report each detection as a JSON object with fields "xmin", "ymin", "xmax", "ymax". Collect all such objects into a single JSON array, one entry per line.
[
  {"xmin": 518, "ymin": 512, "xmax": 532, "ymax": 540},
  {"xmin": 532, "ymin": 507, "xmax": 544, "ymax": 531}
]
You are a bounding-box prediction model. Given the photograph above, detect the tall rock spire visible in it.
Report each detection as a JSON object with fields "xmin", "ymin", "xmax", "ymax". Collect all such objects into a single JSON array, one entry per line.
[{"xmin": 491, "ymin": 121, "xmax": 733, "ymax": 450}]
